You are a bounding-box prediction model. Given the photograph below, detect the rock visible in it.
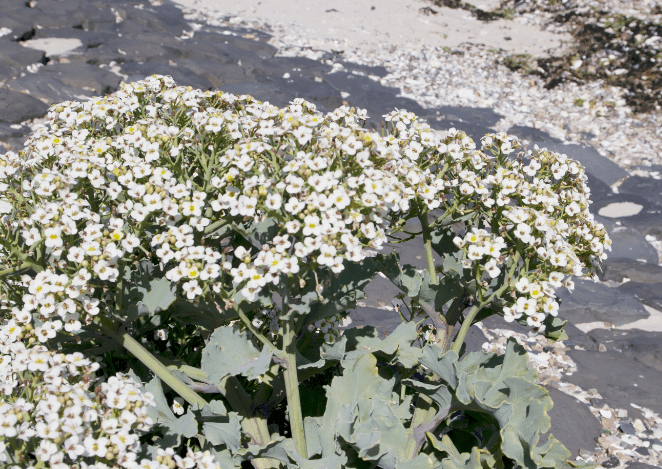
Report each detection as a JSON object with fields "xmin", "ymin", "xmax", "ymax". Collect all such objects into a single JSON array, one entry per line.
[
  {"xmin": 633, "ymin": 419, "xmax": 647, "ymax": 433},
  {"xmin": 616, "ymin": 282, "xmax": 662, "ymax": 312},
  {"xmin": 436, "ymin": 106, "xmax": 502, "ymax": 128},
  {"xmin": 635, "ymin": 446, "xmax": 650, "ymax": 455},
  {"xmin": 600, "ymin": 259, "xmax": 662, "ymax": 284},
  {"xmin": 599, "ymin": 221, "xmax": 659, "ymax": 264},
  {"xmin": 6, "ymin": 61, "xmax": 121, "ymax": 104},
  {"xmin": 0, "ymin": 88, "xmax": 49, "ymax": 124},
  {"xmin": 620, "ymin": 421, "xmax": 637, "ymax": 435},
  {"xmin": 619, "ymin": 176, "xmax": 662, "ymax": 209},
  {"xmin": 0, "ymin": 39, "xmax": 46, "ymax": 79},
  {"xmin": 626, "ymin": 463, "xmax": 659, "ymax": 469},
  {"xmin": 602, "ymin": 455, "xmax": 620, "ymax": 468},
  {"xmin": 587, "ymin": 329, "xmax": 662, "ymax": 374},
  {"xmin": 556, "ymin": 277, "xmax": 650, "ymax": 327},
  {"xmin": 543, "ymin": 387, "xmax": 602, "ymax": 457},
  {"xmin": 565, "ymin": 349, "xmax": 662, "ymax": 420},
  {"xmin": 507, "ymin": 125, "xmax": 563, "ymax": 144}
]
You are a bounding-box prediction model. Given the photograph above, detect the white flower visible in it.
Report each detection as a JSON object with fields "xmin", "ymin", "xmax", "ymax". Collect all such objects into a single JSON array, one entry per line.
[
  {"xmin": 542, "ymin": 298, "xmax": 559, "ymax": 316},
  {"xmin": 484, "ymin": 259, "xmax": 501, "ymax": 278},
  {"xmin": 172, "ymin": 397, "xmax": 185, "ymax": 416},
  {"xmin": 515, "ymin": 277, "xmax": 530, "ymax": 293},
  {"xmin": 303, "ymin": 215, "xmax": 321, "ymax": 237},
  {"xmin": 43, "ymin": 227, "xmax": 63, "ymax": 248},
  {"xmin": 265, "ymin": 193, "xmax": 282, "ymax": 210},
  {"xmin": 182, "ymin": 280, "xmax": 202, "ymax": 299}
]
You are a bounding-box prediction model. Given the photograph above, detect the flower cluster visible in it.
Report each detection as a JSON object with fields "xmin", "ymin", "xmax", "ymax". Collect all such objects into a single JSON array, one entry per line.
[
  {"xmin": 0, "ymin": 74, "xmax": 610, "ymax": 343},
  {"xmin": 0, "ymin": 309, "xmax": 229, "ymax": 468}
]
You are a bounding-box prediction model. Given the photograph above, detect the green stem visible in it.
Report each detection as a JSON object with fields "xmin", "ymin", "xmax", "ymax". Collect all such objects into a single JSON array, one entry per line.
[
  {"xmin": 0, "ymin": 262, "xmax": 35, "ymax": 278},
  {"xmin": 404, "ymin": 394, "xmax": 436, "ymax": 460},
  {"xmin": 282, "ymin": 310, "xmax": 307, "ymax": 459},
  {"xmin": 94, "ymin": 316, "xmax": 207, "ymax": 408},
  {"xmin": 232, "ymin": 302, "xmax": 280, "ymax": 355},
  {"xmin": 419, "ymin": 208, "xmax": 438, "ymax": 285},
  {"xmin": 450, "ymin": 251, "xmax": 521, "ymax": 354}
]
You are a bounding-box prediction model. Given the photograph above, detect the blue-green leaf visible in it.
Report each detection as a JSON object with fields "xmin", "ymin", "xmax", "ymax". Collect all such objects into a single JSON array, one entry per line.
[{"xmin": 201, "ymin": 325, "xmax": 273, "ymax": 383}]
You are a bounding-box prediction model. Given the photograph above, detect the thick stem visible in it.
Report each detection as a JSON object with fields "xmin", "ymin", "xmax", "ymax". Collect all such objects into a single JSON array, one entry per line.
[
  {"xmin": 283, "ymin": 313, "xmax": 307, "ymax": 459},
  {"xmin": 419, "ymin": 208, "xmax": 438, "ymax": 285},
  {"xmin": 95, "ymin": 316, "xmax": 207, "ymax": 408},
  {"xmin": 449, "ymin": 304, "xmax": 481, "ymax": 355},
  {"xmin": 404, "ymin": 394, "xmax": 436, "ymax": 460}
]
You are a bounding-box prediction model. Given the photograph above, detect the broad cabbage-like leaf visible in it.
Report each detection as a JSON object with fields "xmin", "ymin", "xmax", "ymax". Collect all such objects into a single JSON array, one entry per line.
[{"xmin": 201, "ymin": 325, "xmax": 273, "ymax": 383}]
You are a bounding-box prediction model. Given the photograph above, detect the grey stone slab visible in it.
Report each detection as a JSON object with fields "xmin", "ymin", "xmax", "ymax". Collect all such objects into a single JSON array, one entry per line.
[
  {"xmin": 507, "ymin": 125, "xmax": 564, "ymax": 144},
  {"xmin": 600, "ymin": 259, "xmax": 662, "ymax": 284},
  {"xmin": 543, "ymin": 387, "xmax": 602, "ymax": 457},
  {"xmin": 616, "ymin": 282, "xmax": 662, "ymax": 314},
  {"xmin": 28, "ymin": 1, "xmax": 110, "ymax": 28},
  {"xmin": 6, "ymin": 61, "xmax": 122, "ymax": 104},
  {"xmin": 619, "ymin": 176, "xmax": 662, "ymax": 209},
  {"xmin": 556, "ymin": 278, "xmax": 650, "ymax": 326},
  {"xmin": 0, "ymin": 88, "xmax": 49, "ymax": 124},
  {"xmin": 595, "ymin": 215, "xmax": 660, "ymax": 264},
  {"xmin": 114, "ymin": 4, "xmax": 191, "ymax": 37},
  {"xmin": 323, "ymin": 71, "xmax": 428, "ymax": 116},
  {"xmin": 223, "ymin": 77, "xmax": 343, "ymax": 112},
  {"xmin": 587, "ymin": 328, "xmax": 662, "ymax": 374},
  {"xmin": 121, "ymin": 61, "xmax": 213, "ymax": 91},
  {"xmin": 615, "ymin": 209, "xmax": 662, "ymax": 239},
  {"xmin": 0, "ymin": 40, "xmax": 46, "ymax": 69},
  {"xmin": 626, "ymin": 463, "xmax": 659, "ymax": 469},
  {"xmin": 565, "ymin": 349, "xmax": 662, "ymax": 420},
  {"xmin": 435, "ymin": 106, "xmax": 502, "ymax": 128}
]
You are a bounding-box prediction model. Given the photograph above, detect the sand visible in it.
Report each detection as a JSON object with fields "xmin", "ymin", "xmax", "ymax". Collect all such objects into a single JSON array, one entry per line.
[{"xmin": 173, "ymin": 0, "xmax": 572, "ymax": 58}]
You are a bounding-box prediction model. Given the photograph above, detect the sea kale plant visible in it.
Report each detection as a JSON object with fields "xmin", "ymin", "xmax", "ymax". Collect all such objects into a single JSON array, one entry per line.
[{"xmin": 0, "ymin": 75, "xmax": 610, "ymax": 469}]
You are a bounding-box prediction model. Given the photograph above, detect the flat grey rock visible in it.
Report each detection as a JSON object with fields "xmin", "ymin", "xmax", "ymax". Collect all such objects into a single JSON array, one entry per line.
[
  {"xmin": 600, "ymin": 259, "xmax": 662, "ymax": 284},
  {"xmin": 595, "ymin": 215, "xmax": 660, "ymax": 264},
  {"xmin": 626, "ymin": 463, "xmax": 659, "ymax": 469},
  {"xmin": 617, "ymin": 281, "xmax": 662, "ymax": 312},
  {"xmin": 507, "ymin": 125, "xmax": 563, "ymax": 144},
  {"xmin": 0, "ymin": 88, "xmax": 49, "ymax": 124},
  {"xmin": 619, "ymin": 176, "xmax": 662, "ymax": 208},
  {"xmin": 0, "ymin": 40, "xmax": 46, "ymax": 80},
  {"xmin": 543, "ymin": 386, "xmax": 602, "ymax": 457},
  {"xmin": 587, "ymin": 328, "xmax": 662, "ymax": 374},
  {"xmin": 6, "ymin": 61, "xmax": 122, "ymax": 104},
  {"xmin": 565, "ymin": 349, "xmax": 662, "ymax": 420},
  {"xmin": 557, "ymin": 278, "xmax": 650, "ymax": 326}
]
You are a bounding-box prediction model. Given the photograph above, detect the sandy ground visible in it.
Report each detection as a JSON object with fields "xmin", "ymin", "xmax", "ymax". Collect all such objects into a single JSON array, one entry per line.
[{"xmin": 173, "ymin": 0, "xmax": 573, "ymax": 58}]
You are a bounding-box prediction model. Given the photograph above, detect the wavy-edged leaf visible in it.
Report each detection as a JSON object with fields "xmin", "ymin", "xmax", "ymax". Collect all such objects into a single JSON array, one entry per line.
[
  {"xmin": 201, "ymin": 325, "xmax": 273, "ymax": 383},
  {"xmin": 342, "ymin": 321, "xmax": 422, "ymax": 368},
  {"xmin": 122, "ymin": 261, "xmax": 176, "ymax": 320},
  {"xmin": 202, "ymin": 413, "xmax": 242, "ymax": 452},
  {"xmin": 375, "ymin": 251, "xmax": 422, "ymax": 297}
]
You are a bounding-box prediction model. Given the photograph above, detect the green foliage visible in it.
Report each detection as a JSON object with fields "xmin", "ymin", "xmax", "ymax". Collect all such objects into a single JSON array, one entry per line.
[{"xmin": 201, "ymin": 325, "xmax": 274, "ymax": 382}]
